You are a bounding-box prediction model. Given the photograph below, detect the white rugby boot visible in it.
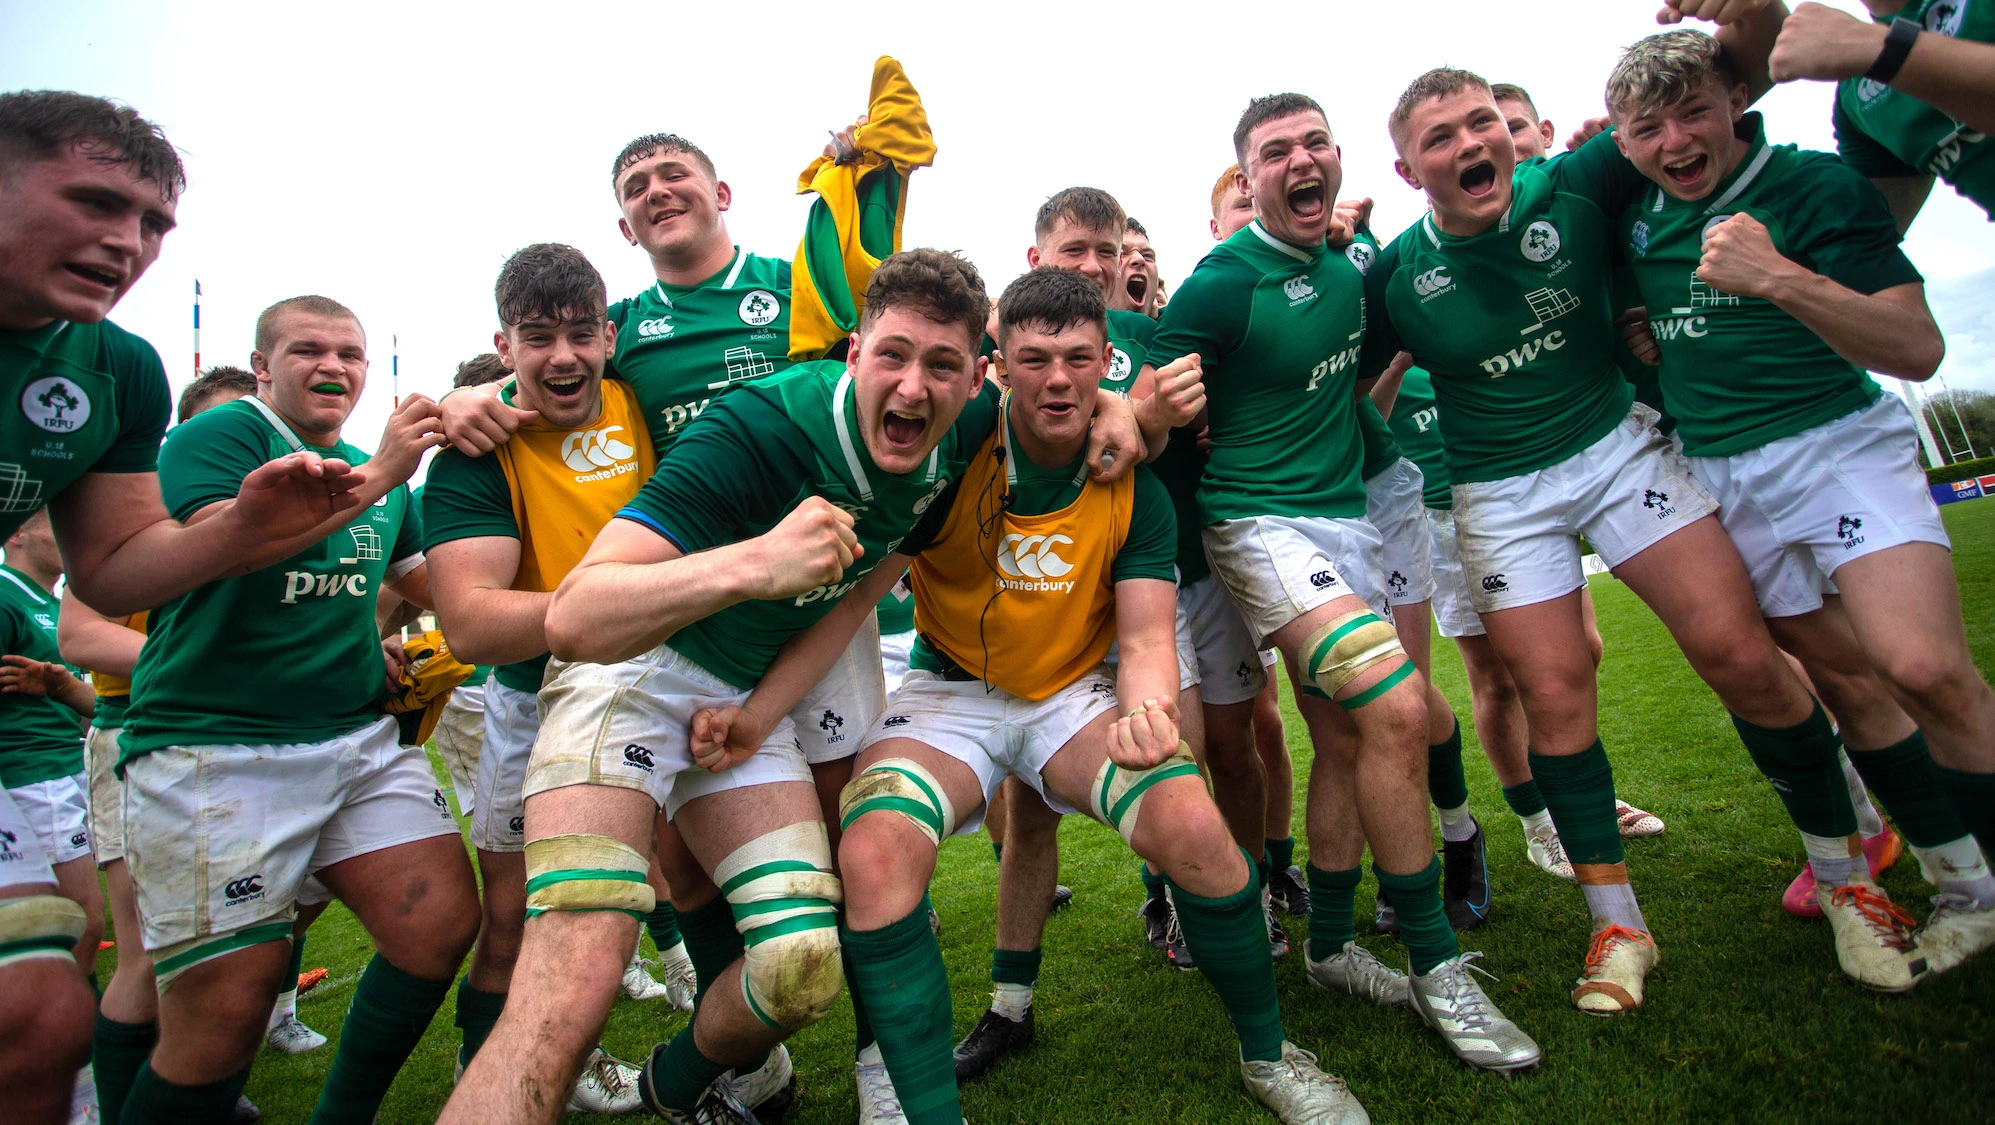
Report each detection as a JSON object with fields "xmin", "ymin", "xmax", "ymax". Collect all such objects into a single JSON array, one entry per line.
[
  {"xmin": 621, "ymin": 946, "xmax": 672, "ymax": 1002},
  {"xmin": 1820, "ymin": 878, "xmax": 1927, "ymax": 992},
  {"xmin": 658, "ymin": 940, "xmax": 698, "ymax": 1011},
  {"xmin": 1304, "ymin": 941, "xmax": 1409, "ymax": 1006},
  {"xmin": 1240, "ymin": 1041, "xmax": 1369, "ymax": 1125},
  {"xmin": 726, "ymin": 1042, "xmax": 795, "ymax": 1119},
  {"xmin": 1408, "ymin": 952, "xmax": 1541, "ymax": 1073},
  {"xmin": 1919, "ymin": 892, "xmax": 1995, "ymax": 975},
  {"xmin": 856, "ymin": 1042, "xmax": 908, "ymax": 1124},
  {"xmin": 265, "ymin": 1013, "xmax": 328, "ymax": 1054},
  {"xmin": 1524, "ymin": 820, "xmax": 1575, "ymax": 881},
  {"xmin": 1571, "ymin": 925, "xmax": 1659, "ymax": 1014},
  {"xmin": 568, "ymin": 1047, "xmax": 644, "ymax": 1113}
]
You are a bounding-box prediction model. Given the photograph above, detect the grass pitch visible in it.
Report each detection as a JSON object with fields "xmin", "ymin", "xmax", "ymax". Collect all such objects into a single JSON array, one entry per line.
[{"xmin": 101, "ymin": 500, "xmax": 1995, "ymax": 1123}]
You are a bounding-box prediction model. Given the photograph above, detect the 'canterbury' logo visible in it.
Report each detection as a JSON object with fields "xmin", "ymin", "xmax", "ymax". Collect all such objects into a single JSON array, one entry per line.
[
  {"xmin": 224, "ymin": 876, "xmax": 264, "ymax": 901},
  {"xmin": 997, "ymin": 534, "xmax": 1074, "ymax": 579},
  {"xmin": 561, "ymin": 426, "xmax": 637, "ymax": 473},
  {"xmin": 1413, "ymin": 267, "xmax": 1452, "ymax": 297}
]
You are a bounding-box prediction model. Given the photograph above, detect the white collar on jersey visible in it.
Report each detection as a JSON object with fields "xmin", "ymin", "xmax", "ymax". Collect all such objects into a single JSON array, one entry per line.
[
  {"xmin": 650, "ymin": 247, "xmax": 750, "ymax": 308},
  {"xmin": 1247, "ymin": 219, "xmax": 1315, "ymax": 263},
  {"xmin": 998, "ymin": 390, "xmax": 1088, "ymax": 490},
  {"xmin": 831, "ymin": 370, "xmax": 940, "ymax": 503},
  {"xmin": 0, "ymin": 567, "xmax": 49, "ymax": 605},
  {"xmin": 243, "ymin": 395, "xmax": 308, "ymax": 453}
]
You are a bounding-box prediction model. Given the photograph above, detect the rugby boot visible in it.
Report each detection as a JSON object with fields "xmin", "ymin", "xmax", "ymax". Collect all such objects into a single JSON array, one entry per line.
[
  {"xmin": 1051, "ymin": 884, "xmax": 1075, "ymax": 912},
  {"xmin": 1615, "ymin": 800, "xmax": 1665, "ymax": 837},
  {"xmin": 726, "ymin": 1044, "xmax": 795, "ymax": 1121},
  {"xmin": 1163, "ymin": 891, "xmax": 1196, "ymax": 970},
  {"xmin": 622, "ymin": 946, "xmax": 672, "ymax": 1002},
  {"xmin": 1919, "ymin": 892, "xmax": 1995, "ymax": 975},
  {"xmin": 640, "ymin": 1052, "xmax": 762, "ymax": 1124},
  {"xmin": 1267, "ymin": 889, "xmax": 1290, "ymax": 960},
  {"xmin": 1240, "ymin": 1041, "xmax": 1369, "ymax": 1125},
  {"xmin": 1524, "ymin": 820, "xmax": 1576, "ymax": 881},
  {"xmin": 1270, "ymin": 863, "xmax": 1311, "ymax": 917},
  {"xmin": 1373, "ymin": 890, "xmax": 1398, "ymax": 936},
  {"xmin": 570, "ymin": 1047, "xmax": 645, "ymax": 1113},
  {"xmin": 1441, "ymin": 818, "xmax": 1491, "ymax": 930},
  {"xmin": 1782, "ymin": 827, "xmax": 1904, "ymax": 918},
  {"xmin": 660, "ymin": 941, "xmax": 699, "ymax": 1011},
  {"xmin": 228, "ymin": 1095, "xmax": 262, "ymax": 1124},
  {"xmin": 1571, "ymin": 924, "xmax": 1659, "ymax": 1014},
  {"xmin": 1409, "ymin": 953, "xmax": 1541, "ymax": 1072},
  {"xmin": 265, "ymin": 1013, "xmax": 328, "ymax": 1055},
  {"xmin": 1820, "ymin": 878, "xmax": 1927, "ymax": 992},
  {"xmin": 1138, "ymin": 896, "xmax": 1171, "ymax": 949},
  {"xmin": 854, "ymin": 1043, "xmax": 906, "ymax": 1125},
  {"xmin": 1304, "ymin": 940, "xmax": 1409, "ymax": 1006},
  {"xmin": 953, "ymin": 1005, "xmax": 1034, "ymax": 1081}
]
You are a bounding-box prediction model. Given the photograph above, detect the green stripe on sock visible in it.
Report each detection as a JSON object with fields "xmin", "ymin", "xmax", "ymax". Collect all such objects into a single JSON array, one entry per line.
[
  {"xmin": 1337, "ymin": 661, "xmax": 1415, "ymax": 710},
  {"xmin": 1375, "ymin": 858, "xmax": 1457, "ymax": 976},
  {"xmin": 1305, "ymin": 864, "xmax": 1361, "ymax": 962},
  {"xmin": 1530, "ymin": 741, "xmax": 1624, "ymax": 867}
]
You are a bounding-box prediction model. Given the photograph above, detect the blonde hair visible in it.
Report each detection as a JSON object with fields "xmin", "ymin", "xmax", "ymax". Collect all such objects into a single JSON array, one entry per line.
[
  {"xmin": 1607, "ymin": 30, "xmax": 1743, "ymax": 121},
  {"xmin": 1389, "ymin": 68, "xmax": 1491, "ymax": 151}
]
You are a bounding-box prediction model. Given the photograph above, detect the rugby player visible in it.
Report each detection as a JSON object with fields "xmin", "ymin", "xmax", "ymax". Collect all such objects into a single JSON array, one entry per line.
[
  {"xmin": 59, "ymin": 367, "xmax": 285, "ymax": 1125},
  {"xmin": 1140, "ymin": 93, "xmax": 1539, "ymax": 1071},
  {"xmin": 716, "ymin": 266, "xmax": 1370, "ymax": 1125},
  {"xmin": 1603, "ymin": 28, "xmax": 1994, "ymax": 974},
  {"xmin": 443, "ymin": 251, "xmax": 1106, "ymax": 1125},
  {"xmin": 1113, "ymin": 217, "xmax": 1164, "ymax": 317},
  {"xmin": 114, "ymin": 295, "xmax": 477, "ymax": 1124},
  {"xmin": 423, "ymin": 245, "xmax": 677, "ymax": 1113},
  {"xmin": 1365, "ymin": 36, "xmax": 1935, "ymax": 1007}
]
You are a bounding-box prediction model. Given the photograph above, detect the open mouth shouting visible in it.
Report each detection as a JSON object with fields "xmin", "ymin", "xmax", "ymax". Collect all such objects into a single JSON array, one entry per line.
[
  {"xmin": 542, "ymin": 373, "xmax": 587, "ymax": 403},
  {"xmin": 1459, "ymin": 160, "xmax": 1498, "ymax": 199},
  {"xmin": 1286, "ymin": 177, "xmax": 1327, "ymax": 222},
  {"xmin": 64, "ymin": 261, "xmax": 123, "ymax": 294},
  {"xmin": 1662, "ymin": 154, "xmax": 1709, "ymax": 190},
  {"xmin": 1124, "ymin": 273, "xmax": 1149, "ymax": 306},
  {"xmin": 882, "ymin": 408, "xmax": 928, "ymax": 452}
]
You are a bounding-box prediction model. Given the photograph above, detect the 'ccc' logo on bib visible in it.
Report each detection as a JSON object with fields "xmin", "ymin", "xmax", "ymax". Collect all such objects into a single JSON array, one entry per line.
[{"xmin": 997, "ymin": 534, "xmax": 1073, "ymax": 579}]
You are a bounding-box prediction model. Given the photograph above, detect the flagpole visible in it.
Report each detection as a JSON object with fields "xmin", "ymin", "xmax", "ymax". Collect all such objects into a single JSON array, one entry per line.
[
  {"xmin": 193, "ymin": 278, "xmax": 202, "ymax": 378},
  {"xmin": 392, "ymin": 333, "xmax": 400, "ymax": 407}
]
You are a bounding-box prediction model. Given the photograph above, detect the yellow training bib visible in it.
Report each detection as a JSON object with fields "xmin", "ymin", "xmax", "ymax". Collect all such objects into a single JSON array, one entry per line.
[{"xmin": 493, "ymin": 379, "xmax": 657, "ymax": 593}]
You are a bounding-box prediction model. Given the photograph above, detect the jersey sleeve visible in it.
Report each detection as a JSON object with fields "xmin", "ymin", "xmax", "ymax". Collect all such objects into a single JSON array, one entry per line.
[
  {"xmin": 1832, "ymin": 95, "xmax": 1923, "ymax": 180},
  {"xmin": 1549, "ymin": 130, "xmax": 1650, "ymax": 218},
  {"xmin": 390, "ymin": 485, "xmax": 424, "ymax": 563},
  {"xmin": 616, "ymin": 390, "xmax": 812, "ymax": 555},
  {"xmin": 95, "ymin": 326, "xmax": 171, "ymax": 474},
  {"xmin": 1359, "ymin": 240, "xmax": 1408, "ymax": 378},
  {"xmin": 1110, "ymin": 468, "xmax": 1179, "ymax": 583},
  {"xmin": 1149, "ymin": 256, "xmax": 1249, "ymax": 373},
  {"xmin": 1786, "ymin": 155, "xmax": 1924, "ymax": 295},
  {"xmin": 894, "ymin": 476, "xmax": 965, "ymax": 558},
  {"xmin": 422, "ymin": 450, "xmax": 519, "ymax": 548},
  {"xmin": 951, "ymin": 379, "xmax": 1003, "ymax": 448},
  {"xmin": 156, "ymin": 402, "xmax": 272, "ymax": 522}
]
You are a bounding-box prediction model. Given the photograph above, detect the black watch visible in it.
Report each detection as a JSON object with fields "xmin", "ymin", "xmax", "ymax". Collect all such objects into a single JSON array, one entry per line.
[{"xmin": 1865, "ymin": 17, "xmax": 1922, "ymax": 84}]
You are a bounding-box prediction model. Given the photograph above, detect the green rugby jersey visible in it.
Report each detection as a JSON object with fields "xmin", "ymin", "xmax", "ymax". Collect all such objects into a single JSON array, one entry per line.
[
  {"xmin": 1365, "ymin": 134, "xmax": 1647, "ymax": 484},
  {"xmin": 1103, "ymin": 309, "xmax": 1157, "ymax": 394},
  {"xmin": 421, "ymin": 449, "xmax": 550, "ymax": 694},
  {"xmin": 1833, "ymin": 0, "xmax": 1993, "ymax": 218},
  {"xmin": 119, "ymin": 399, "xmax": 423, "ymax": 764},
  {"xmin": 1152, "ymin": 219, "xmax": 1376, "ymax": 526},
  {"xmin": 606, "ymin": 249, "xmax": 796, "ymax": 452},
  {"xmin": 1621, "ymin": 115, "xmax": 1921, "ymax": 457},
  {"xmin": 0, "ymin": 318, "xmax": 170, "ymax": 540},
  {"xmin": 1384, "ymin": 367, "xmax": 1451, "ymax": 510},
  {"xmin": 1357, "ymin": 397, "xmax": 1402, "ymax": 482},
  {"xmin": 617, "ymin": 360, "xmax": 1001, "ymax": 689},
  {"xmin": 0, "ymin": 565, "xmax": 84, "ymax": 788}
]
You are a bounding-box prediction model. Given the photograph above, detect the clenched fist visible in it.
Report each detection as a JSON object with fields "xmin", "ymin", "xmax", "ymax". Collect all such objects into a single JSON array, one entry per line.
[
  {"xmin": 1107, "ymin": 698, "xmax": 1183, "ymax": 770},
  {"xmin": 1696, "ymin": 213, "xmax": 1799, "ymax": 301},
  {"xmin": 753, "ymin": 496, "xmax": 862, "ymax": 600},
  {"xmin": 1146, "ymin": 354, "xmax": 1207, "ymax": 431}
]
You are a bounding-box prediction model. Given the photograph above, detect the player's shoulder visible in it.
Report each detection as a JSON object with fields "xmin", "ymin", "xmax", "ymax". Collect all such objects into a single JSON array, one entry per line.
[
  {"xmin": 736, "ymin": 252, "xmax": 793, "ymax": 290},
  {"xmin": 167, "ymin": 396, "xmax": 263, "ymax": 444},
  {"xmin": 92, "ymin": 318, "xmax": 167, "ymax": 375},
  {"xmin": 1107, "ymin": 308, "xmax": 1157, "ymax": 344}
]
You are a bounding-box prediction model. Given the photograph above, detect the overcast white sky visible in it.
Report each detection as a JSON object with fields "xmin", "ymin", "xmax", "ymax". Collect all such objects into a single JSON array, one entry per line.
[{"xmin": 5, "ymin": 0, "xmax": 1991, "ymax": 476}]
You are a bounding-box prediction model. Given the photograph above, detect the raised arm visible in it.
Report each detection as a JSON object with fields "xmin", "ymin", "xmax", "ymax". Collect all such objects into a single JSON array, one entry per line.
[
  {"xmin": 547, "ymin": 497, "xmax": 861, "ymax": 665},
  {"xmin": 1771, "ymin": 2, "xmax": 1995, "ymax": 135}
]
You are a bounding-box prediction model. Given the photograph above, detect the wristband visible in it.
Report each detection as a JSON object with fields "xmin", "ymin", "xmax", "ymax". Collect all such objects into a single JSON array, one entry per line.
[{"xmin": 1865, "ymin": 17, "xmax": 1921, "ymax": 84}]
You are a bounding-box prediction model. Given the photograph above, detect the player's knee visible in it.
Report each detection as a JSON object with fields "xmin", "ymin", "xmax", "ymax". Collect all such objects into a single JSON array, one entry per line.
[
  {"xmin": 719, "ymin": 823, "xmax": 844, "ymax": 1031},
  {"xmin": 1303, "ymin": 609, "xmax": 1416, "ymax": 711},
  {"xmin": 1133, "ymin": 784, "xmax": 1228, "ymax": 860},
  {"xmin": 1091, "ymin": 744, "xmax": 1202, "ymax": 845},
  {"xmin": 0, "ymin": 893, "xmax": 88, "ymax": 974},
  {"xmin": 522, "ymin": 833, "xmax": 657, "ymax": 920},
  {"xmin": 837, "ymin": 759, "xmax": 957, "ymax": 856},
  {"xmin": 0, "ymin": 959, "xmax": 94, "ymax": 1070}
]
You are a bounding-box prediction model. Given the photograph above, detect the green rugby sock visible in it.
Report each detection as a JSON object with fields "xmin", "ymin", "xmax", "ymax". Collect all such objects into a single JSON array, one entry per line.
[
  {"xmin": 843, "ymin": 896, "xmax": 958, "ymax": 1125},
  {"xmin": 119, "ymin": 1062, "xmax": 250, "ymax": 1125},
  {"xmin": 1530, "ymin": 742, "xmax": 1624, "ymax": 867},
  {"xmin": 1169, "ymin": 857, "xmax": 1284, "ymax": 1063},
  {"xmin": 1140, "ymin": 861, "xmax": 1168, "ymax": 907},
  {"xmin": 307, "ymin": 955, "xmax": 452, "ymax": 1125},
  {"xmin": 677, "ymin": 894, "xmax": 744, "ymax": 1008},
  {"xmin": 1304, "ymin": 864, "xmax": 1361, "ymax": 962},
  {"xmin": 842, "ymin": 937, "xmax": 876, "ymax": 1054},
  {"xmin": 644, "ymin": 902, "xmax": 683, "ymax": 953},
  {"xmin": 451, "ymin": 978, "xmax": 506, "ymax": 1068},
  {"xmin": 1846, "ymin": 731, "xmax": 1970, "ymax": 848},
  {"xmin": 1428, "ymin": 720, "xmax": 1470, "ymax": 812},
  {"xmin": 991, "ymin": 838, "xmax": 1003, "ymax": 864},
  {"xmin": 1933, "ymin": 765, "xmax": 1995, "ymax": 864},
  {"xmin": 1501, "ymin": 780, "xmax": 1548, "ymax": 818},
  {"xmin": 1376, "ymin": 858, "xmax": 1458, "ymax": 976},
  {"xmin": 1266, "ymin": 836, "xmax": 1295, "ymax": 873},
  {"xmin": 93, "ymin": 1015, "xmax": 156, "ymax": 1125},
  {"xmin": 1733, "ymin": 703, "xmax": 1857, "ymax": 839},
  {"xmin": 991, "ymin": 946, "xmax": 1041, "ymax": 987},
  {"xmin": 647, "ymin": 1026, "xmax": 732, "ymax": 1112}
]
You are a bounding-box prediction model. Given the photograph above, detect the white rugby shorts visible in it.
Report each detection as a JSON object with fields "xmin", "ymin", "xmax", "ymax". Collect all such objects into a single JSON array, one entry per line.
[
  {"xmin": 1179, "ymin": 574, "xmax": 1268, "ymax": 706},
  {"xmin": 1203, "ymin": 514, "xmax": 1391, "ymax": 647},
  {"xmin": 472, "ymin": 680, "xmax": 536, "ymax": 853},
  {"xmin": 1365, "ymin": 457, "xmax": 1438, "ymax": 608},
  {"xmin": 7, "ymin": 773, "xmax": 91, "ymax": 867},
  {"xmin": 0, "ymin": 784, "xmax": 58, "ymax": 890},
  {"xmin": 1424, "ymin": 507, "xmax": 1485, "ymax": 639}
]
